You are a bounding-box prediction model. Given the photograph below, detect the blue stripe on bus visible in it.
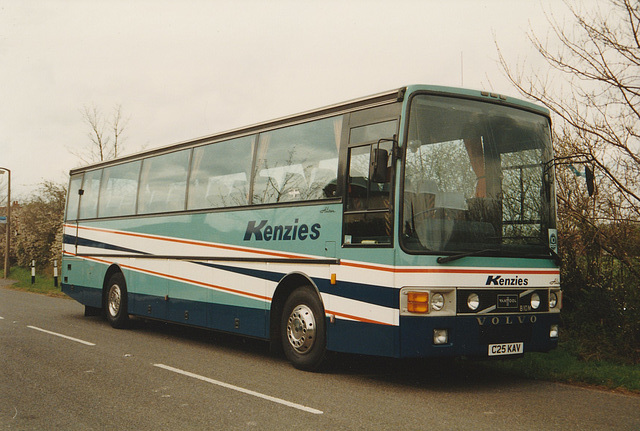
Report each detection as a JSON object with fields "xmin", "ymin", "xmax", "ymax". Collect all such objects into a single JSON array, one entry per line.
[
  {"xmin": 193, "ymin": 261, "xmax": 283, "ymax": 283},
  {"xmin": 64, "ymin": 234, "xmax": 149, "ymax": 255},
  {"xmin": 195, "ymin": 261, "xmax": 398, "ymax": 309},
  {"xmin": 312, "ymin": 276, "xmax": 399, "ymax": 309}
]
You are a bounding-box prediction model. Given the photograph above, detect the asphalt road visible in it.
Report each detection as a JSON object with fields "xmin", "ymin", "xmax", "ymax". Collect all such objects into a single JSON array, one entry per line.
[{"xmin": 1, "ymin": 285, "xmax": 639, "ymax": 430}]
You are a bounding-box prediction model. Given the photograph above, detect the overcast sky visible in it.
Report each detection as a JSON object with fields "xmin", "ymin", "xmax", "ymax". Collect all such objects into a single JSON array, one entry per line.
[{"xmin": 0, "ymin": 0, "xmax": 586, "ymax": 200}]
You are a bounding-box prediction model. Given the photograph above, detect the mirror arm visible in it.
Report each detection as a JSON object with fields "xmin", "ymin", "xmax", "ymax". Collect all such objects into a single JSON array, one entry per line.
[
  {"xmin": 376, "ymin": 135, "xmax": 400, "ymax": 161},
  {"xmin": 370, "ymin": 136, "xmax": 397, "ymax": 184},
  {"xmin": 544, "ymin": 155, "xmax": 596, "ymax": 196}
]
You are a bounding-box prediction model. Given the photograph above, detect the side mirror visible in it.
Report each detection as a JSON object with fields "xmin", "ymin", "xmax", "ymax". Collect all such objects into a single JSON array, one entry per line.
[
  {"xmin": 370, "ymin": 148, "xmax": 389, "ymax": 183},
  {"xmin": 585, "ymin": 166, "xmax": 595, "ymax": 196}
]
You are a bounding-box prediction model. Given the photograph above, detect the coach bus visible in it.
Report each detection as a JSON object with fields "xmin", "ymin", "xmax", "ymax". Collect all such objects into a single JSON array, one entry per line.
[{"xmin": 62, "ymin": 85, "xmax": 561, "ymax": 370}]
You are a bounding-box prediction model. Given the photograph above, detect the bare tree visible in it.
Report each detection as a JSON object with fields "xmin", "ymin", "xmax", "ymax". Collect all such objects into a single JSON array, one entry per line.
[
  {"xmin": 72, "ymin": 104, "xmax": 129, "ymax": 164},
  {"xmin": 496, "ymin": 0, "xmax": 640, "ymax": 264},
  {"xmin": 111, "ymin": 104, "xmax": 127, "ymax": 160},
  {"xmin": 498, "ymin": 0, "xmax": 640, "ymax": 220}
]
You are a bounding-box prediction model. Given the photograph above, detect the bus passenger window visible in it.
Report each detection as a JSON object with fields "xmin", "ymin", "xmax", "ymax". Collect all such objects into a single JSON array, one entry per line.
[
  {"xmin": 137, "ymin": 150, "xmax": 190, "ymax": 214},
  {"xmin": 78, "ymin": 169, "xmax": 102, "ymax": 219},
  {"xmin": 98, "ymin": 161, "xmax": 141, "ymax": 218},
  {"xmin": 188, "ymin": 136, "xmax": 255, "ymax": 210},
  {"xmin": 252, "ymin": 116, "xmax": 341, "ymax": 204},
  {"xmin": 65, "ymin": 174, "xmax": 83, "ymax": 221}
]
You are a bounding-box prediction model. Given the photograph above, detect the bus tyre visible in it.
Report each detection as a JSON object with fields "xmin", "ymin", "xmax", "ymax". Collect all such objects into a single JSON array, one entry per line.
[
  {"xmin": 281, "ymin": 286, "xmax": 327, "ymax": 371},
  {"xmin": 105, "ymin": 273, "xmax": 130, "ymax": 329}
]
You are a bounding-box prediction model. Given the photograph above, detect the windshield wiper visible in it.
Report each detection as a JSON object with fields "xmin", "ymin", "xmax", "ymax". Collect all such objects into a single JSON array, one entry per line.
[
  {"xmin": 436, "ymin": 248, "xmax": 499, "ymax": 264},
  {"xmin": 518, "ymin": 241, "xmax": 562, "ymax": 267}
]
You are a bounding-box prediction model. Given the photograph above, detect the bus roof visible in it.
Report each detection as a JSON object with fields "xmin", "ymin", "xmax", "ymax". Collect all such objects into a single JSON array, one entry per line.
[{"xmin": 69, "ymin": 85, "xmax": 549, "ymax": 175}]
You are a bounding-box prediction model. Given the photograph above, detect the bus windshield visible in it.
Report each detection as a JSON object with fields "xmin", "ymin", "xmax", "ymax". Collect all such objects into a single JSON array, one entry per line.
[{"xmin": 402, "ymin": 94, "xmax": 556, "ymax": 256}]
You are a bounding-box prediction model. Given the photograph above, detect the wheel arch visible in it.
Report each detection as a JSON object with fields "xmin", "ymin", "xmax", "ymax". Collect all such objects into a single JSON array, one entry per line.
[{"xmin": 269, "ymin": 272, "xmax": 324, "ymax": 346}]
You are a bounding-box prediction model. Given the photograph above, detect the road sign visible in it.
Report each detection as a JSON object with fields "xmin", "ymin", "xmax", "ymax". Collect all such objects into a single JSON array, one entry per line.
[{"xmin": 0, "ymin": 216, "xmax": 6, "ymax": 224}]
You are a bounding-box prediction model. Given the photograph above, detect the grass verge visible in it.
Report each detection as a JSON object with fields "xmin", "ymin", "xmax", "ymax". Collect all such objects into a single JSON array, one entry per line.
[
  {"xmin": 2, "ymin": 266, "xmax": 638, "ymax": 394},
  {"xmin": 1, "ymin": 266, "xmax": 67, "ymax": 298},
  {"xmin": 482, "ymin": 341, "xmax": 640, "ymax": 395}
]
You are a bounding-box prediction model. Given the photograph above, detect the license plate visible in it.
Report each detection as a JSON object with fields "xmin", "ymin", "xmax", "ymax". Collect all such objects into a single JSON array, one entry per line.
[{"xmin": 488, "ymin": 342, "xmax": 523, "ymax": 356}]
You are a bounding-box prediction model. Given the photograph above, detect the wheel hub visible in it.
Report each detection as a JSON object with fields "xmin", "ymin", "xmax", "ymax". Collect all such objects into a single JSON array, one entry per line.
[
  {"xmin": 108, "ymin": 284, "xmax": 122, "ymax": 317},
  {"xmin": 286, "ymin": 304, "xmax": 316, "ymax": 354}
]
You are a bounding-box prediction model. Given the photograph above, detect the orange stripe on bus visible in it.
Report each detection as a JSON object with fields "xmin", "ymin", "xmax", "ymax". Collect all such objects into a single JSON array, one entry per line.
[
  {"xmin": 70, "ymin": 224, "xmax": 312, "ymax": 261},
  {"xmin": 341, "ymin": 260, "xmax": 559, "ymax": 275},
  {"xmin": 326, "ymin": 310, "xmax": 394, "ymax": 326},
  {"xmin": 64, "ymin": 251, "xmax": 270, "ymax": 302}
]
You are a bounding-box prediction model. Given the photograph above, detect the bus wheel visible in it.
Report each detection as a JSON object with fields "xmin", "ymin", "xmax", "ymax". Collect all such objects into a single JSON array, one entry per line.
[
  {"xmin": 105, "ymin": 272, "xmax": 130, "ymax": 329},
  {"xmin": 281, "ymin": 286, "xmax": 326, "ymax": 371}
]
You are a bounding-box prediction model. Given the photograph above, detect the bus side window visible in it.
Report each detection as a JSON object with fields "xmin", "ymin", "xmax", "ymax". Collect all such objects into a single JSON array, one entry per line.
[
  {"xmin": 251, "ymin": 116, "xmax": 341, "ymax": 205},
  {"xmin": 137, "ymin": 149, "xmax": 190, "ymax": 214},
  {"xmin": 343, "ymin": 118, "xmax": 397, "ymax": 245},
  {"xmin": 98, "ymin": 161, "xmax": 141, "ymax": 218},
  {"xmin": 187, "ymin": 136, "xmax": 254, "ymax": 210},
  {"xmin": 344, "ymin": 141, "xmax": 393, "ymax": 245},
  {"xmin": 78, "ymin": 169, "xmax": 102, "ymax": 219},
  {"xmin": 66, "ymin": 174, "xmax": 83, "ymax": 221}
]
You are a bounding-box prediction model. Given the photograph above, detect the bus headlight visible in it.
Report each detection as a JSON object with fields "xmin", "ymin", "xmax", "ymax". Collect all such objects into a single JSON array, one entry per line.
[
  {"xmin": 549, "ymin": 292, "xmax": 558, "ymax": 309},
  {"xmin": 433, "ymin": 329, "xmax": 449, "ymax": 345},
  {"xmin": 530, "ymin": 292, "xmax": 541, "ymax": 310},
  {"xmin": 467, "ymin": 293, "xmax": 480, "ymax": 311},
  {"xmin": 431, "ymin": 293, "xmax": 445, "ymax": 311}
]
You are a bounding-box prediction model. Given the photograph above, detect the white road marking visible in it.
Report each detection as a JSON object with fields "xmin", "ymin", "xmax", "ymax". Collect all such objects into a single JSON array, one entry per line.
[
  {"xmin": 153, "ymin": 363, "xmax": 323, "ymax": 415},
  {"xmin": 27, "ymin": 325, "xmax": 96, "ymax": 346}
]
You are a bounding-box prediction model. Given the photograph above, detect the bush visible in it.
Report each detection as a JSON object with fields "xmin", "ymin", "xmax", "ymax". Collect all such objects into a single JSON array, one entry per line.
[
  {"xmin": 10, "ymin": 181, "xmax": 65, "ymax": 269},
  {"xmin": 559, "ymin": 224, "xmax": 640, "ymax": 364}
]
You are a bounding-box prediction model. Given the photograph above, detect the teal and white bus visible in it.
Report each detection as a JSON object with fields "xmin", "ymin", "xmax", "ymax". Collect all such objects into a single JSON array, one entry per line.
[{"xmin": 62, "ymin": 85, "xmax": 561, "ymax": 370}]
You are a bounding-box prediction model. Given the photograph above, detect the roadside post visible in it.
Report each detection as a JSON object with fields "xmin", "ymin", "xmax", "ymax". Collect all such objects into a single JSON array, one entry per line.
[
  {"xmin": 31, "ymin": 260, "xmax": 35, "ymax": 284},
  {"xmin": 0, "ymin": 167, "xmax": 10, "ymax": 279},
  {"xmin": 53, "ymin": 259, "xmax": 58, "ymax": 287}
]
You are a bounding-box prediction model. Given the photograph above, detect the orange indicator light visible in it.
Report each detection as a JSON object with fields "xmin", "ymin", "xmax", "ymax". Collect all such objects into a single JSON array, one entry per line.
[
  {"xmin": 407, "ymin": 292, "xmax": 428, "ymax": 303},
  {"xmin": 407, "ymin": 291, "xmax": 429, "ymax": 314}
]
